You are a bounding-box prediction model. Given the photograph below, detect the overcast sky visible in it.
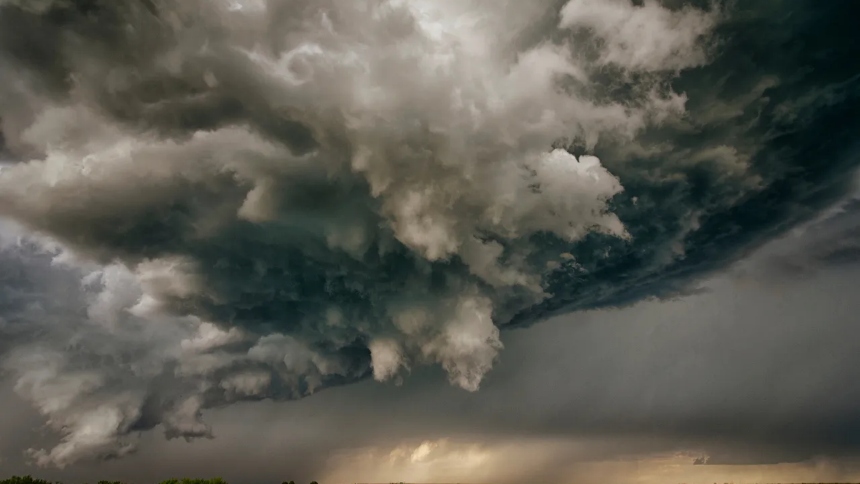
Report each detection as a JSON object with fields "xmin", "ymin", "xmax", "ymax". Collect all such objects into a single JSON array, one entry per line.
[{"xmin": 0, "ymin": 1, "xmax": 859, "ymax": 483}]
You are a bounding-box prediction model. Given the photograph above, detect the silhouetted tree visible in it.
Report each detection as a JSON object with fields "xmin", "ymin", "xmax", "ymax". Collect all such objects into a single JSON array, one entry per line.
[
  {"xmin": 159, "ymin": 478, "xmax": 227, "ymax": 484},
  {"xmin": 2, "ymin": 477, "xmax": 231, "ymax": 484},
  {"xmin": 0, "ymin": 477, "xmax": 60, "ymax": 484}
]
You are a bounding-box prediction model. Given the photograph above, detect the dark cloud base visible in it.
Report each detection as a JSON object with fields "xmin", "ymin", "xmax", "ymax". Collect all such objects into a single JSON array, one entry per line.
[{"xmin": 515, "ymin": 0, "xmax": 860, "ymax": 324}]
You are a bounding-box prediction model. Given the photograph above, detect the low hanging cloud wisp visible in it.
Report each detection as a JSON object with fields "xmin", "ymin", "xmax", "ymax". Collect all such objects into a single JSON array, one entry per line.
[{"xmin": 0, "ymin": 0, "xmax": 858, "ymax": 467}]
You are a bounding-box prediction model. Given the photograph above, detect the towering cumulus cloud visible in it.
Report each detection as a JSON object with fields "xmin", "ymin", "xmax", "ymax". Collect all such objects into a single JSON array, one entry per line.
[{"xmin": 0, "ymin": 0, "xmax": 857, "ymax": 467}]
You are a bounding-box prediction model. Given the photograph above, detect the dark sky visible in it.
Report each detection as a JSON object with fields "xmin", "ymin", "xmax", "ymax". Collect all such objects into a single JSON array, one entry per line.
[
  {"xmin": 2, "ymin": 188, "xmax": 860, "ymax": 483},
  {"xmin": 0, "ymin": 1, "xmax": 859, "ymax": 483},
  {"xmin": 0, "ymin": 198, "xmax": 859, "ymax": 482}
]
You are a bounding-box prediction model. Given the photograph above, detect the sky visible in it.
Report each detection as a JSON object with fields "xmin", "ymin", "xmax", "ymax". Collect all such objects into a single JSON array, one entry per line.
[{"xmin": 0, "ymin": 0, "xmax": 859, "ymax": 483}]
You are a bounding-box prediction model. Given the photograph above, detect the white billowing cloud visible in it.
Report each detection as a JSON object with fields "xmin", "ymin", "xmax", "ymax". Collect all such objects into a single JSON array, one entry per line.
[
  {"xmin": 0, "ymin": 249, "xmax": 363, "ymax": 464},
  {"xmin": 27, "ymin": 398, "xmax": 142, "ymax": 468},
  {"xmin": 7, "ymin": 345, "xmax": 144, "ymax": 467},
  {"xmin": 1, "ymin": 260, "xmax": 182, "ymax": 465},
  {"xmin": 180, "ymin": 323, "xmax": 247, "ymax": 354},
  {"xmin": 421, "ymin": 294, "xmax": 502, "ymax": 392},
  {"xmin": 0, "ymin": 0, "xmax": 729, "ymax": 467},
  {"xmin": 369, "ymin": 338, "xmax": 407, "ymax": 382},
  {"xmin": 219, "ymin": 371, "xmax": 272, "ymax": 398},
  {"xmin": 163, "ymin": 395, "xmax": 212, "ymax": 441},
  {"xmin": 560, "ymin": 0, "xmax": 719, "ymax": 71}
]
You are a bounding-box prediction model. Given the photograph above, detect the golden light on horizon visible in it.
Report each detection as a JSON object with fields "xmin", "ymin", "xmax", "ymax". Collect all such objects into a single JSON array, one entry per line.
[{"xmin": 319, "ymin": 438, "xmax": 860, "ymax": 484}]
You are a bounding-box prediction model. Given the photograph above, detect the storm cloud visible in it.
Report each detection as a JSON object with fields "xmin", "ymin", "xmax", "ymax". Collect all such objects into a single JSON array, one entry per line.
[{"xmin": 0, "ymin": 0, "xmax": 858, "ymax": 467}]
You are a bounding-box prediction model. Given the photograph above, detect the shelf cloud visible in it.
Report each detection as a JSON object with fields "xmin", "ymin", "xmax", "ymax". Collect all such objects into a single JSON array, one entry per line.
[{"xmin": 0, "ymin": 0, "xmax": 857, "ymax": 467}]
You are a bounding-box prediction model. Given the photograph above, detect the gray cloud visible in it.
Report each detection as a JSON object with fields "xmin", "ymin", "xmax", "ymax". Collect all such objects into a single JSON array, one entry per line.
[
  {"xmin": 6, "ymin": 219, "xmax": 860, "ymax": 480},
  {"xmin": 0, "ymin": 0, "xmax": 858, "ymax": 468},
  {"xmin": 733, "ymin": 181, "xmax": 860, "ymax": 281}
]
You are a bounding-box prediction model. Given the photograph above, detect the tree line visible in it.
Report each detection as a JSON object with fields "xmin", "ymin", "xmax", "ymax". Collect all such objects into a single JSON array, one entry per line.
[{"xmin": 1, "ymin": 477, "xmax": 321, "ymax": 484}]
